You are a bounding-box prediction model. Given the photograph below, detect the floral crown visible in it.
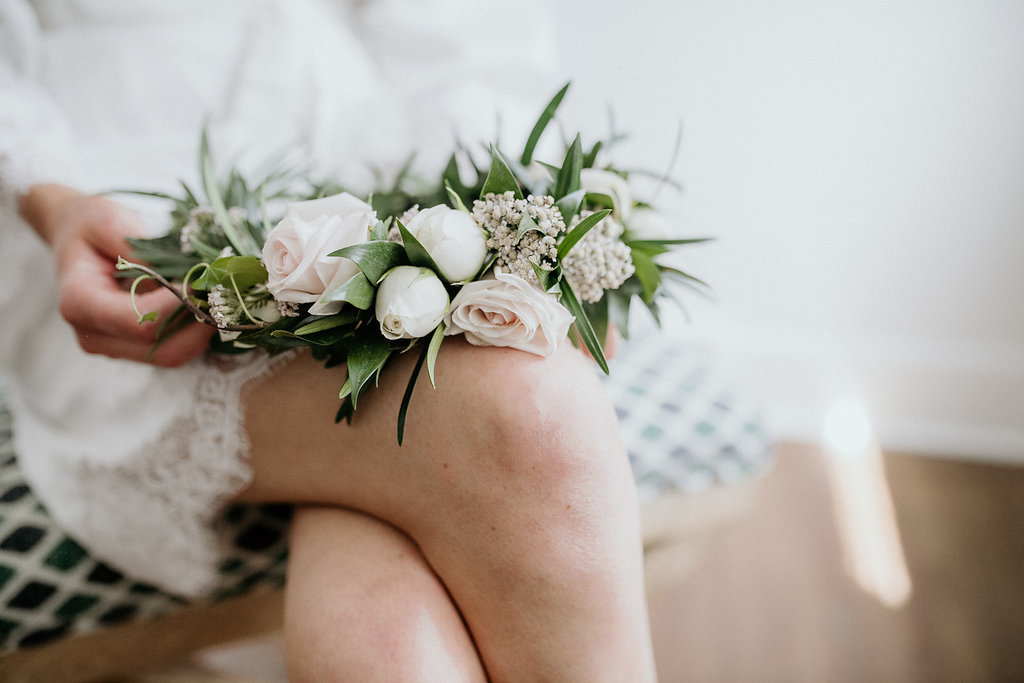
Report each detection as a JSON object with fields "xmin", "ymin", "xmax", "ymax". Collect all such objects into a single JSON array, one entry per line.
[{"xmin": 117, "ymin": 84, "xmax": 710, "ymax": 443}]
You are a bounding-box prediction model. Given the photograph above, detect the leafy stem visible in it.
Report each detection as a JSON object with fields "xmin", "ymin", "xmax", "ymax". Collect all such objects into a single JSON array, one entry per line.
[{"xmin": 116, "ymin": 257, "xmax": 266, "ymax": 332}]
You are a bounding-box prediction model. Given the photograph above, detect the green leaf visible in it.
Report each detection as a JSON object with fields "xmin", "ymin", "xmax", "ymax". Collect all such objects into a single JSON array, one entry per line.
[
  {"xmin": 397, "ymin": 220, "xmax": 444, "ymax": 274},
  {"xmin": 625, "ymin": 237, "xmax": 714, "ymax": 248},
  {"xmin": 585, "ymin": 299, "xmax": 610, "ymax": 359},
  {"xmin": 607, "ymin": 290, "xmax": 632, "ymax": 339},
  {"xmin": 200, "ymin": 130, "xmax": 261, "ymax": 257},
  {"xmin": 104, "ymin": 189, "xmax": 183, "ymax": 203},
  {"xmin": 396, "ymin": 343, "xmax": 430, "ymax": 445},
  {"xmin": 293, "ymin": 311, "xmax": 360, "ymax": 336},
  {"xmin": 515, "ymin": 214, "xmax": 541, "ymax": 244},
  {"xmin": 531, "ymin": 260, "xmax": 559, "ymax": 292},
  {"xmin": 585, "ymin": 192, "xmax": 615, "ymax": 212},
  {"xmin": 646, "ymin": 297, "xmax": 663, "ymax": 326},
  {"xmin": 270, "ymin": 327, "xmax": 349, "ymax": 346},
  {"xmin": 521, "ymin": 82, "xmax": 570, "ymax": 165},
  {"xmin": 480, "ymin": 145, "xmax": 523, "ymax": 200},
  {"xmin": 426, "ymin": 322, "xmax": 445, "ymax": 388},
  {"xmin": 474, "ymin": 251, "xmax": 499, "ymax": 282},
  {"xmin": 555, "ymin": 188, "xmax": 585, "ymax": 224},
  {"xmin": 369, "ymin": 219, "xmax": 389, "ymax": 242},
  {"xmin": 338, "ymin": 377, "xmax": 352, "ymax": 401},
  {"xmin": 330, "ymin": 241, "xmax": 406, "ymax": 284},
  {"xmin": 630, "ymin": 249, "xmax": 661, "ymax": 303},
  {"xmin": 258, "ymin": 183, "xmax": 272, "ymax": 237},
  {"xmin": 186, "ymin": 234, "xmax": 227, "ymax": 263},
  {"xmin": 443, "ymin": 154, "xmax": 471, "ymax": 201},
  {"xmin": 583, "ymin": 140, "xmax": 604, "ymax": 168},
  {"xmin": 346, "ymin": 328, "xmax": 393, "ymax": 409},
  {"xmin": 660, "ymin": 266, "xmax": 712, "ymax": 292},
  {"xmin": 553, "ymin": 134, "xmax": 583, "ymax": 201},
  {"xmin": 318, "ymin": 271, "xmax": 376, "ymax": 310},
  {"xmin": 190, "ymin": 255, "xmax": 268, "ymax": 291},
  {"xmin": 147, "ymin": 305, "xmax": 195, "ymax": 359},
  {"xmin": 179, "ymin": 180, "xmax": 199, "ymax": 207},
  {"xmin": 557, "ymin": 209, "xmax": 611, "ymax": 260},
  {"xmin": 559, "ymin": 278, "xmax": 608, "ymax": 374},
  {"xmin": 445, "ymin": 183, "xmax": 470, "ymax": 213},
  {"xmin": 624, "ymin": 241, "xmax": 670, "ymax": 259},
  {"xmin": 126, "ymin": 230, "xmax": 202, "ymax": 266}
]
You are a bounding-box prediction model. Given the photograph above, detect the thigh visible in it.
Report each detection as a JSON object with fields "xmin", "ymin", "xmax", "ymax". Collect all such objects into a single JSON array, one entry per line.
[
  {"xmin": 285, "ymin": 505, "xmax": 486, "ymax": 682},
  {"xmin": 236, "ymin": 337, "xmax": 623, "ymax": 531}
]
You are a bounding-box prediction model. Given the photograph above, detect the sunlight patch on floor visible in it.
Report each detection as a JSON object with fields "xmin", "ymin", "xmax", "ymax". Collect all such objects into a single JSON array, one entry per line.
[{"xmin": 823, "ymin": 398, "xmax": 913, "ymax": 608}]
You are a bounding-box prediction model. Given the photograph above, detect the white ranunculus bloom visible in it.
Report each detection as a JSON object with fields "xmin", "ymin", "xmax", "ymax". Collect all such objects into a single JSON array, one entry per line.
[
  {"xmin": 444, "ymin": 272, "xmax": 574, "ymax": 356},
  {"xmin": 375, "ymin": 266, "xmax": 450, "ymax": 340},
  {"xmin": 580, "ymin": 168, "xmax": 633, "ymax": 221},
  {"xmin": 262, "ymin": 192, "xmax": 377, "ymax": 315},
  {"xmin": 404, "ymin": 205, "xmax": 489, "ymax": 283},
  {"xmin": 626, "ymin": 207, "xmax": 673, "ymax": 239}
]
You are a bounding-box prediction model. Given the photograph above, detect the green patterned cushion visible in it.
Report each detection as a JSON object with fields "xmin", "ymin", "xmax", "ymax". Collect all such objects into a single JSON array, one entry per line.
[
  {"xmin": 605, "ymin": 335, "xmax": 773, "ymax": 500},
  {"xmin": 0, "ymin": 399, "xmax": 290, "ymax": 652}
]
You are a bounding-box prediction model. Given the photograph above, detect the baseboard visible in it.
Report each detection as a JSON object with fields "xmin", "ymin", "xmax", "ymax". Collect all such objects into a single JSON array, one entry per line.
[{"xmin": 660, "ymin": 315, "xmax": 1024, "ymax": 464}]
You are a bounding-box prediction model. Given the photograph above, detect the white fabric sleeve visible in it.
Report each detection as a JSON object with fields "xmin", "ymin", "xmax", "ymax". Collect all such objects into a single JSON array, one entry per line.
[{"xmin": 0, "ymin": 0, "xmax": 76, "ymax": 211}]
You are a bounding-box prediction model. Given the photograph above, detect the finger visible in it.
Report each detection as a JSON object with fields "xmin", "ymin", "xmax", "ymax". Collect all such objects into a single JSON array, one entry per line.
[
  {"xmin": 75, "ymin": 320, "xmax": 214, "ymax": 368},
  {"xmin": 79, "ymin": 198, "xmax": 148, "ymax": 261},
  {"xmin": 59, "ymin": 267, "xmax": 189, "ymax": 343},
  {"xmin": 147, "ymin": 321, "xmax": 215, "ymax": 367}
]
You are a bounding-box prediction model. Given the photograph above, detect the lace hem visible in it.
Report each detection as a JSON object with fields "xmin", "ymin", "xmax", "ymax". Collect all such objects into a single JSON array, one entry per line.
[{"xmin": 32, "ymin": 350, "xmax": 297, "ymax": 597}]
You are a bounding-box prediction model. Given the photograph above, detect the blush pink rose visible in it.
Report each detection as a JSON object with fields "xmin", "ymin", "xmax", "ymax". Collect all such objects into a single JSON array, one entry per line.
[
  {"xmin": 262, "ymin": 192, "xmax": 376, "ymax": 315},
  {"xmin": 443, "ymin": 272, "xmax": 574, "ymax": 356}
]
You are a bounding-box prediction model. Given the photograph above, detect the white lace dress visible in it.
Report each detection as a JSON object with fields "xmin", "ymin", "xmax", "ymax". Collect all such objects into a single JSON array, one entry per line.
[{"xmin": 0, "ymin": 0, "xmax": 553, "ymax": 597}]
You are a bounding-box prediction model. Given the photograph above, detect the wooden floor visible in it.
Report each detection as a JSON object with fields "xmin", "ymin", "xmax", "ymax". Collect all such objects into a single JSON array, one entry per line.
[{"xmin": 647, "ymin": 443, "xmax": 1024, "ymax": 683}]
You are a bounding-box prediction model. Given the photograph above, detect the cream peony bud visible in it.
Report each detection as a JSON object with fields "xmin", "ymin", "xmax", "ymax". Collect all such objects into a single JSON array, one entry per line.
[
  {"xmin": 261, "ymin": 192, "xmax": 377, "ymax": 316},
  {"xmin": 403, "ymin": 205, "xmax": 489, "ymax": 283},
  {"xmin": 580, "ymin": 169, "xmax": 633, "ymax": 221},
  {"xmin": 444, "ymin": 272, "xmax": 574, "ymax": 356},
  {"xmin": 375, "ymin": 266, "xmax": 450, "ymax": 340}
]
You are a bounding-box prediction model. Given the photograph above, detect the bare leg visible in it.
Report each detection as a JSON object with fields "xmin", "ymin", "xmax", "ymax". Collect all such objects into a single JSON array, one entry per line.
[
  {"xmin": 239, "ymin": 339, "xmax": 656, "ymax": 681},
  {"xmin": 286, "ymin": 505, "xmax": 487, "ymax": 682}
]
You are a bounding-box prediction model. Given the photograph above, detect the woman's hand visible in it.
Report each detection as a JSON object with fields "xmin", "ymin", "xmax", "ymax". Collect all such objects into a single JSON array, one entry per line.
[{"xmin": 19, "ymin": 184, "xmax": 213, "ymax": 367}]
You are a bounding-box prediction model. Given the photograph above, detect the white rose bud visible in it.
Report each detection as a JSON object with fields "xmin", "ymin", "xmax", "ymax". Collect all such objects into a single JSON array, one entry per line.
[
  {"xmin": 262, "ymin": 192, "xmax": 377, "ymax": 315},
  {"xmin": 375, "ymin": 266, "xmax": 450, "ymax": 340},
  {"xmin": 444, "ymin": 272, "xmax": 574, "ymax": 357},
  {"xmin": 403, "ymin": 205, "xmax": 489, "ymax": 283},
  {"xmin": 580, "ymin": 168, "xmax": 633, "ymax": 221}
]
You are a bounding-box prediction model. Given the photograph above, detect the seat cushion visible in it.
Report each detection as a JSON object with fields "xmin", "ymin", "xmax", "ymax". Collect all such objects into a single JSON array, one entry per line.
[{"xmin": 0, "ymin": 399, "xmax": 291, "ymax": 652}]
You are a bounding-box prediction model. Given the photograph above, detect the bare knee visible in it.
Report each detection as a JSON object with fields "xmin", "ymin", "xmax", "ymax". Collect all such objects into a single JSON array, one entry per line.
[{"xmin": 410, "ymin": 341, "xmax": 640, "ymax": 563}]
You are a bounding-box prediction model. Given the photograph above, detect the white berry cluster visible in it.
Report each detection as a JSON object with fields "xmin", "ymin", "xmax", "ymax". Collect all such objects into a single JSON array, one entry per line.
[
  {"xmin": 388, "ymin": 204, "xmax": 421, "ymax": 243},
  {"xmin": 207, "ymin": 284, "xmax": 239, "ymax": 327},
  {"xmin": 473, "ymin": 191, "xmax": 566, "ymax": 284},
  {"xmin": 561, "ymin": 211, "xmax": 635, "ymax": 303}
]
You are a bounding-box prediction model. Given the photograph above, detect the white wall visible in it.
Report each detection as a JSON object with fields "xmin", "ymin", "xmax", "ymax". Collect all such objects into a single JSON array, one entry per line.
[{"xmin": 552, "ymin": 1, "xmax": 1024, "ymax": 461}]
